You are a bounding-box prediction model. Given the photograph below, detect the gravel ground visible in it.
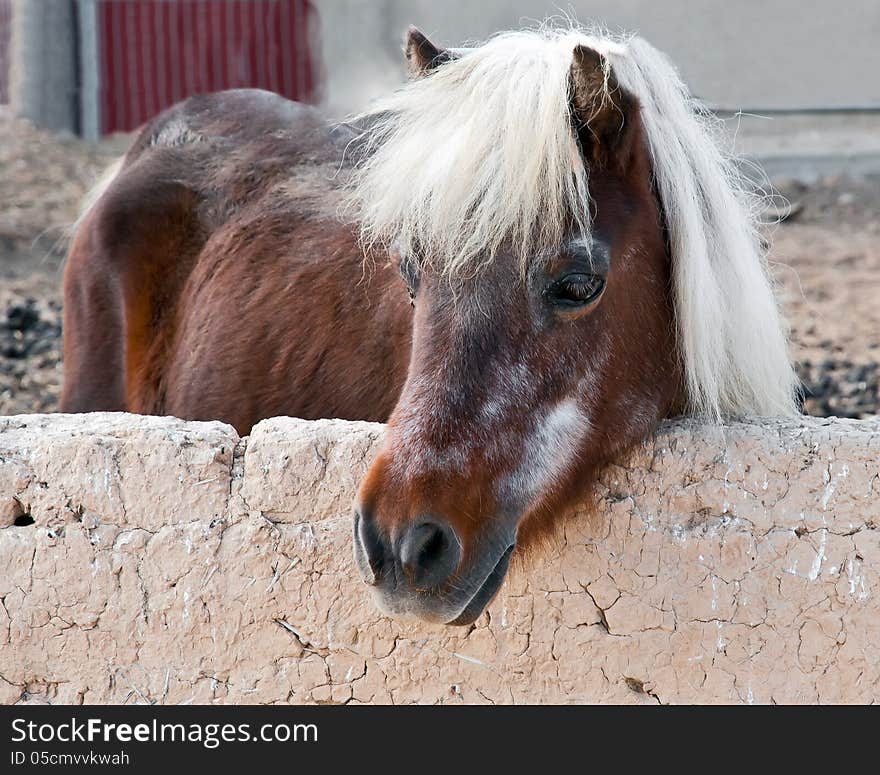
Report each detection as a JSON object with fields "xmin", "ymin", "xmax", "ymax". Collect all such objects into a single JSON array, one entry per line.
[
  {"xmin": 0, "ymin": 109, "xmax": 123, "ymax": 414},
  {"xmin": 0, "ymin": 279, "xmax": 63, "ymax": 413},
  {"xmin": 773, "ymin": 223, "xmax": 880, "ymax": 418},
  {"xmin": 1, "ymin": 110, "xmax": 878, "ymax": 419}
]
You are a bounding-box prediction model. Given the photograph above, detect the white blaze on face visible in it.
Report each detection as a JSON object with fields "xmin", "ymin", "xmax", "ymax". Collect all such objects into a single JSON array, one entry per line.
[{"xmin": 499, "ymin": 397, "xmax": 590, "ymax": 509}]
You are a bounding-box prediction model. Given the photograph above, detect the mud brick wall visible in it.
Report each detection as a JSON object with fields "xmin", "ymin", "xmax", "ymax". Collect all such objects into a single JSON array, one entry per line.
[{"xmin": 1, "ymin": 412, "xmax": 878, "ymax": 704}]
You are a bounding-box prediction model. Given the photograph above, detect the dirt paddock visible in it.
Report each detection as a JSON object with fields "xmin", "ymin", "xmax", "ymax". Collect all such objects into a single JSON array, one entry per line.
[{"xmin": 1, "ymin": 110, "xmax": 878, "ymax": 420}]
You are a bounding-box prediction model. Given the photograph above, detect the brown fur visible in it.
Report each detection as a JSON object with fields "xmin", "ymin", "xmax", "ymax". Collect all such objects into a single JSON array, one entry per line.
[
  {"xmin": 63, "ymin": 40, "xmax": 680, "ymax": 624},
  {"xmin": 62, "ymin": 90, "xmax": 412, "ymax": 434}
]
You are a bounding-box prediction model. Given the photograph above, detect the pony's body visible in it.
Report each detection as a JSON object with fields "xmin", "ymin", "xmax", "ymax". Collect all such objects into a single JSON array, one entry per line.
[
  {"xmin": 62, "ymin": 91, "xmax": 411, "ymax": 433},
  {"xmin": 63, "ymin": 26, "xmax": 796, "ymax": 625}
]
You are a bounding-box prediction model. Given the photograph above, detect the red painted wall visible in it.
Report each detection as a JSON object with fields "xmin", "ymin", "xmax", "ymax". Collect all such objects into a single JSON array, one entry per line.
[{"xmin": 96, "ymin": 0, "xmax": 320, "ymax": 134}]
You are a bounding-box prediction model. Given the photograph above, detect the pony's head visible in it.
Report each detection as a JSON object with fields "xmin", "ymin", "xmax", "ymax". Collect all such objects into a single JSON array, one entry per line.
[{"xmin": 349, "ymin": 26, "xmax": 796, "ymax": 625}]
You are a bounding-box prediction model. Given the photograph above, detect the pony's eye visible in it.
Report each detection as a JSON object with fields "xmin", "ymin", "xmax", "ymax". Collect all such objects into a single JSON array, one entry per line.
[{"xmin": 546, "ymin": 273, "xmax": 606, "ymax": 308}]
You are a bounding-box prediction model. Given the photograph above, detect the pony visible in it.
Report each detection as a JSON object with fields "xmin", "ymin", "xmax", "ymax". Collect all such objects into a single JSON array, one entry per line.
[{"xmin": 61, "ymin": 25, "xmax": 796, "ymax": 625}]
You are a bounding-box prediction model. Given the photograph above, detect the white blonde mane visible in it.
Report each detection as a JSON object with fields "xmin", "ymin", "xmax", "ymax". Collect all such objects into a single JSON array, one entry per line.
[{"xmin": 348, "ymin": 26, "xmax": 797, "ymax": 420}]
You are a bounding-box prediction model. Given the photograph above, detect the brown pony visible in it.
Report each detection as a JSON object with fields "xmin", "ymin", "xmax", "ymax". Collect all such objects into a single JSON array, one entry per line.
[{"xmin": 62, "ymin": 26, "xmax": 795, "ymax": 625}]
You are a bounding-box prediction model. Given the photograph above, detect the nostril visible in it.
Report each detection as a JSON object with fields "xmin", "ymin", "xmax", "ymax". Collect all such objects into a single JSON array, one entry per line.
[
  {"xmin": 421, "ymin": 528, "xmax": 447, "ymax": 566},
  {"xmin": 354, "ymin": 508, "xmax": 386, "ymax": 584},
  {"xmin": 399, "ymin": 519, "xmax": 461, "ymax": 590},
  {"xmin": 400, "ymin": 523, "xmax": 445, "ymax": 572}
]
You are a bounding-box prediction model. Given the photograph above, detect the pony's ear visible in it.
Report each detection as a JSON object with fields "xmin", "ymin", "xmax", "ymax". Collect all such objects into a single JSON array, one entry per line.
[
  {"xmin": 570, "ymin": 45, "xmax": 636, "ymax": 163},
  {"xmin": 404, "ymin": 27, "xmax": 454, "ymax": 78}
]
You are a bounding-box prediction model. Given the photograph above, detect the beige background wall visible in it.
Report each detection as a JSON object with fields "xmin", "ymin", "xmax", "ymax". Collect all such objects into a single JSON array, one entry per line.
[{"xmin": 317, "ymin": 0, "xmax": 880, "ymax": 114}]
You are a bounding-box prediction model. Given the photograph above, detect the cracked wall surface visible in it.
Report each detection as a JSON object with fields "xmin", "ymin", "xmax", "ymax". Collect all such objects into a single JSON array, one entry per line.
[{"xmin": 0, "ymin": 412, "xmax": 878, "ymax": 704}]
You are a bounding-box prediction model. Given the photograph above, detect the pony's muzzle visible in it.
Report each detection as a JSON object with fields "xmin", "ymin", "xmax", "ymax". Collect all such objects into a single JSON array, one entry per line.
[
  {"xmin": 353, "ymin": 502, "xmax": 515, "ymax": 625},
  {"xmin": 353, "ymin": 508, "xmax": 462, "ymax": 592},
  {"xmin": 398, "ymin": 519, "xmax": 462, "ymax": 589},
  {"xmin": 353, "ymin": 509, "xmax": 385, "ymax": 585}
]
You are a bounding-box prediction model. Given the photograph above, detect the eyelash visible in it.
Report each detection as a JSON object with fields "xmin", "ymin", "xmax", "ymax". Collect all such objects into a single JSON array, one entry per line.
[{"xmin": 545, "ymin": 274, "xmax": 606, "ymax": 307}]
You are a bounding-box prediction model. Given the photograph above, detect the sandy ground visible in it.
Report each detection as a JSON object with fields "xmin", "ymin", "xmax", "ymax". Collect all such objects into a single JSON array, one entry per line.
[
  {"xmin": 0, "ymin": 111, "xmax": 122, "ymax": 413},
  {"xmin": 0, "ymin": 110, "xmax": 878, "ymax": 419}
]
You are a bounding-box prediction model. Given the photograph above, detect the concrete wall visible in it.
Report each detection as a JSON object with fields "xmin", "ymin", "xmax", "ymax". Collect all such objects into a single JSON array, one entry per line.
[
  {"xmin": 316, "ymin": 0, "xmax": 880, "ymax": 114},
  {"xmin": 1, "ymin": 412, "xmax": 878, "ymax": 704},
  {"xmin": 9, "ymin": 0, "xmax": 78, "ymax": 132}
]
